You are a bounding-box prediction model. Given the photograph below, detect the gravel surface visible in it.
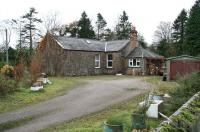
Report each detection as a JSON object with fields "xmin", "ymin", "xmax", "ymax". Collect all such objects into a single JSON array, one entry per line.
[{"xmin": 0, "ymin": 78, "xmax": 153, "ymax": 132}]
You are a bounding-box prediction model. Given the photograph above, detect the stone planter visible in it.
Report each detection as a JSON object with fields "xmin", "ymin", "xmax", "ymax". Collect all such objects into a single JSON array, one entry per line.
[
  {"xmin": 131, "ymin": 113, "xmax": 146, "ymax": 130},
  {"xmin": 103, "ymin": 121, "xmax": 123, "ymax": 132}
]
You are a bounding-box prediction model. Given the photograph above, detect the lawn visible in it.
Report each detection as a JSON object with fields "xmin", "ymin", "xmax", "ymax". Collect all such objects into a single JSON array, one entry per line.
[
  {"xmin": 40, "ymin": 76, "xmax": 178, "ymax": 132},
  {"xmin": 0, "ymin": 77, "xmax": 85, "ymax": 113}
]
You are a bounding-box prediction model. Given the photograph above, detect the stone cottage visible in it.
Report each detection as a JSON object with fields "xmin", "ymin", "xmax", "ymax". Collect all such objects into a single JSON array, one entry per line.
[{"xmin": 40, "ymin": 28, "xmax": 164, "ymax": 76}]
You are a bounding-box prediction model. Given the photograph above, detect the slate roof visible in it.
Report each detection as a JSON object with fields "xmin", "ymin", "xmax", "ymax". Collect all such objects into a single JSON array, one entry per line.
[
  {"xmin": 126, "ymin": 45, "xmax": 164, "ymax": 59},
  {"xmin": 54, "ymin": 36, "xmax": 129, "ymax": 52}
]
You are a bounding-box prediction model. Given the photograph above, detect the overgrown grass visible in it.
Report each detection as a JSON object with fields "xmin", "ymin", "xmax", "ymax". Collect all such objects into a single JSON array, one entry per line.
[
  {"xmin": 41, "ymin": 76, "xmax": 178, "ymax": 132},
  {"xmin": 0, "ymin": 77, "xmax": 85, "ymax": 113}
]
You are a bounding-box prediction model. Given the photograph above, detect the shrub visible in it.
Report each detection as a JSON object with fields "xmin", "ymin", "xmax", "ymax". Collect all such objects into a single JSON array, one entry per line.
[
  {"xmin": 14, "ymin": 63, "xmax": 25, "ymax": 80},
  {"xmin": 164, "ymin": 72, "xmax": 200, "ymax": 115},
  {"xmin": 0, "ymin": 75, "xmax": 18, "ymax": 95},
  {"xmin": 0, "ymin": 62, "xmax": 5, "ymax": 69},
  {"xmin": 1, "ymin": 65, "xmax": 14, "ymax": 78}
]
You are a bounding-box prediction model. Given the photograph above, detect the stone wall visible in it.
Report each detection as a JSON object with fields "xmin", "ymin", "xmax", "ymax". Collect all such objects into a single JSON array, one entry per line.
[
  {"xmin": 156, "ymin": 92, "xmax": 200, "ymax": 132},
  {"xmin": 124, "ymin": 58, "xmax": 146, "ymax": 75},
  {"xmin": 61, "ymin": 51, "xmax": 125, "ymax": 76},
  {"xmin": 42, "ymin": 34, "xmax": 125, "ymax": 76},
  {"xmin": 42, "ymin": 34, "xmax": 65, "ymax": 75}
]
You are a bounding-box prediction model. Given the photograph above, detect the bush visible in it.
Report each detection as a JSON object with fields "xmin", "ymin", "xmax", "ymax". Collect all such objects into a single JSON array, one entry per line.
[
  {"xmin": 14, "ymin": 63, "xmax": 25, "ymax": 80},
  {"xmin": 0, "ymin": 75, "xmax": 18, "ymax": 95},
  {"xmin": 170, "ymin": 73, "xmax": 199, "ymax": 109},
  {"xmin": 1, "ymin": 64, "xmax": 14, "ymax": 78},
  {"xmin": 161, "ymin": 72, "xmax": 200, "ymax": 116},
  {"xmin": 0, "ymin": 62, "xmax": 5, "ymax": 69}
]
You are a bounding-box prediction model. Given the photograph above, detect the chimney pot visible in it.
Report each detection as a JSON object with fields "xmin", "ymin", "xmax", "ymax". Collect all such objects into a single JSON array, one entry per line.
[{"xmin": 130, "ymin": 26, "xmax": 138, "ymax": 39}]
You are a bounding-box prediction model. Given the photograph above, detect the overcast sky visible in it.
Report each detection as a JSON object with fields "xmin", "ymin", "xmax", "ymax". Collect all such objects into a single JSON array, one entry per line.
[{"xmin": 0, "ymin": 0, "xmax": 196, "ymax": 45}]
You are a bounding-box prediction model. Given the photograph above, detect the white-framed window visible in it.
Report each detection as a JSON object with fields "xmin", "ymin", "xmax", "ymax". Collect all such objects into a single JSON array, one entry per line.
[
  {"xmin": 129, "ymin": 58, "xmax": 140, "ymax": 67},
  {"xmin": 95, "ymin": 54, "xmax": 100, "ymax": 68},
  {"xmin": 107, "ymin": 54, "xmax": 113, "ymax": 68}
]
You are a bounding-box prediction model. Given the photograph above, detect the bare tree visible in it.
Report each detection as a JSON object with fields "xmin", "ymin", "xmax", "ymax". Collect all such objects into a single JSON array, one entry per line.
[
  {"xmin": 12, "ymin": 19, "xmax": 25, "ymax": 51},
  {"xmin": 43, "ymin": 11, "xmax": 61, "ymax": 34},
  {"xmin": 154, "ymin": 21, "xmax": 172, "ymax": 43}
]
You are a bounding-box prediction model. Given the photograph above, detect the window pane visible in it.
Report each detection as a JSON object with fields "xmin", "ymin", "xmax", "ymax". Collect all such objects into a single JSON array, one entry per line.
[
  {"xmin": 137, "ymin": 61, "xmax": 140, "ymax": 66},
  {"xmin": 136, "ymin": 59, "xmax": 140, "ymax": 67},
  {"xmin": 130, "ymin": 62, "xmax": 133, "ymax": 66},
  {"xmin": 108, "ymin": 61, "xmax": 112, "ymax": 67},
  {"xmin": 129, "ymin": 59, "xmax": 133, "ymax": 67},
  {"xmin": 95, "ymin": 54, "xmax": 100, "ymax": 68},
  {"xmin": 95, "ymin": 54, "xmax": 100, "ymax": 61},
  {"xmin": 133, "ymin": 59, "xmax": 136, "ymax": 66},
  {"xmin": 95, "ymin": 61, "xmax": 99, "ymax": 67},
  {"xmin": 108, "ymin": 54, "xmax": 112, "ymax": 60}
]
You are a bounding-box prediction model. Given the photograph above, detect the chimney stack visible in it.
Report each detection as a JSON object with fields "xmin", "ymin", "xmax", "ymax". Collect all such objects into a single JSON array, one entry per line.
[{"xmin": 130, "ymin": 26, "xmax": 138, "ymax": 49}]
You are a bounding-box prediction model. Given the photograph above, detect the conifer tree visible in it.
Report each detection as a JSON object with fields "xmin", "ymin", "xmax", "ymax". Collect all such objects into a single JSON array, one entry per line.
[
  {"xmin": 172, "ymin": 9, "xmax": 187, "ymax": 55},
  {"xmin": 185, "ymin": 0, "xmax": 200, "ymax": 55},
  {"xmin": 22, "ymin": 7, "xmax": 42, "ymax": 55},
  {"xmin": 77, "ymin": 11, "xmax": 95, "ymax": 39},
  {"xmin": 115, "ymin": 11, "xmax": 132, "ymax": 40}
]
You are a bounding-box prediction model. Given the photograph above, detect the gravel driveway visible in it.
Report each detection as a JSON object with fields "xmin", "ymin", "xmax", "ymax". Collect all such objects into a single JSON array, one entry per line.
[{"xmin": 0, "ymin": 77, "xmax": 152, "ymax": 132}]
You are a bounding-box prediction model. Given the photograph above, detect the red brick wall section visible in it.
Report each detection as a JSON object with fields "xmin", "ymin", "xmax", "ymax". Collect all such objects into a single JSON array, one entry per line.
[{"xmin": 170, "ymin": 60, "xmax": 200, "ymax": 80}]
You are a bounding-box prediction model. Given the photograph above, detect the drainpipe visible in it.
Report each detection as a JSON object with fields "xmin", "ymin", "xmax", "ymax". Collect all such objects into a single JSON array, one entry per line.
[
  {"xmin": 142, "ymin": 52, "xmax": 145, "ymax": 75},
  {"xmin": 105, "ymin": 42, "xmax": 107, "ymax": 52}
]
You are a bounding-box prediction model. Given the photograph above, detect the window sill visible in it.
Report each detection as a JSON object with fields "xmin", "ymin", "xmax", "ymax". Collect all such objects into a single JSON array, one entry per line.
[
  {"xmin": 129, "ymin": 66, "xmax": 141, "ymax": 68},
  {"xmin": 107, "ymin": 67, "xmax": 113, "ymax": 69},
  {"xmin": 95, "ymin": 67, "xmax": 101, "ymax": 69}
]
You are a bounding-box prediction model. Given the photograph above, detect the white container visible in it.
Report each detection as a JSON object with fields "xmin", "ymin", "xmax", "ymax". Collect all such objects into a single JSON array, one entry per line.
[
  {"xmin": 30, "ymin": 86, "xmax": 43, "ymax": 91},
  {"xmin": 146, "ymin": 100, "xmax": 163, "ymax": 118}
]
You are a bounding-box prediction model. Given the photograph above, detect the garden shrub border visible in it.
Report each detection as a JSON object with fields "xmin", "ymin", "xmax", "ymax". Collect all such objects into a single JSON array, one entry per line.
[{"xmin": 156, "ymin": 91, "xmax": 200, "ymax": 132}]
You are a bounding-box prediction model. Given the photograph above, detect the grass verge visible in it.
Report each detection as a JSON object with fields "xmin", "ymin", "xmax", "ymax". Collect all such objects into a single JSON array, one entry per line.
[
  {"xmin": 0, "ymin": 75, "xmax": 137, "ymax": 114},
  {"xmin": 0, "ymin": 116, "xmax": 34, "ymax": 131},
  {"xmin": 0, "ymin": 77, "xmax": 85, "ymax": 113},
  {"xmin": 0, "ymin": 111, "xmax": 53, "ymax": 131}
]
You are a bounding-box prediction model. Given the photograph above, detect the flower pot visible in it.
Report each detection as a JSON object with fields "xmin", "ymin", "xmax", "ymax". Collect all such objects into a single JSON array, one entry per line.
[
  {"xmin": 103, "ymin": 121, "xmax": 123, "ymax": 132},
  {"xmin": 131, "ymin": 113, "xmax": 146, "ymax": 129}
]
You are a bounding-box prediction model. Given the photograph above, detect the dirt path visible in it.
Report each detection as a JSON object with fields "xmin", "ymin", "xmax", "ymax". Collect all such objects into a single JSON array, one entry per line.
[{"xmin": 0, "ymin": 78, "xmax": 153, "ymax": 132}]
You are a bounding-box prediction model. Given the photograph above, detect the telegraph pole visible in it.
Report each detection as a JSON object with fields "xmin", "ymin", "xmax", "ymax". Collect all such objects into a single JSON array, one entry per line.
[{"xmin": 5, "ymin": 29, "xmax": 9, "ymax": 64}]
